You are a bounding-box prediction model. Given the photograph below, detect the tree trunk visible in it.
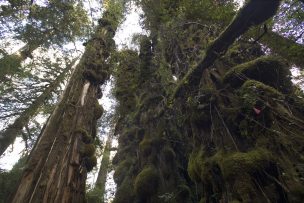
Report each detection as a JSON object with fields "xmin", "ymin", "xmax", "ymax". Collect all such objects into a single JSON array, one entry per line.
[
  {"xmin": 0, "ymin": 58, "xmax": 77, "ymax": 156},
  {"xmin": 10, "ymin": 12, "xmax": 116, "ymax": 203},
  {"xmin": 112, "ymin": 0, "xmax": 304, "ymax": 203},
  {"xmin": 92, "ymin": 129, "xmax": 114, "ymax": 203}
]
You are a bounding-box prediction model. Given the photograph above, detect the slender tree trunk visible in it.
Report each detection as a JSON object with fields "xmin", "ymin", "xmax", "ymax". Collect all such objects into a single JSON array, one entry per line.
[
  {"xmin": 93, "ymin": 130, "xmax": 114, "ymax": 203},
  {"xmin": 0, "ymin": 58, "xmax": 77, "ymax": 156},
  {"xmin": 10, "ymin": 12, "xmax": 116, "ymax": 202},
  {"xmin": 259, "ymin": 31, "xmax": 304, "ymax": 68}
]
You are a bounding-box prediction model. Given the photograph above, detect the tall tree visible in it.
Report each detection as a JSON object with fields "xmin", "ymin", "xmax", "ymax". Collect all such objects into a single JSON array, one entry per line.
[
  {"xmin": 0, "ymin": 0, "xmax": 90, "ymax": 81},
  {"xmin": 112, "ymin": 0, "xmax": 304, "ymax": 202},
  {"xmin": 10, "ymin": 0, "xmax": 123, "ymax": 201}
]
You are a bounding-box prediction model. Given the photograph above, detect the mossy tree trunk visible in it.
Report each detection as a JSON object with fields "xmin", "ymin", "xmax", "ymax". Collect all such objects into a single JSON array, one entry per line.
[
  {"xmin": 10, "ymin": 12, "xmax": 116, "ymax": 203},
  {"xmin": 0, "ymin": 58, "xmax": 77, "ymax": 157},
  {"xmin": 112, "ymin": 0, "xmax": 304, "ymax": 203}
]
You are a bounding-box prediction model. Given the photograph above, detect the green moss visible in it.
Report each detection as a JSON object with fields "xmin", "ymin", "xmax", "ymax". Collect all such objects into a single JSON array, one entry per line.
[
  {"xmin": 80, "ymin": 144, "xmax": 96, "ymax": 157},
  {"xmin": 134, "ymin": 165, "xmax": 159, "ymax": 198},
  {"xmin": 118, "ymin": 128, "xmax": 136, "ymax": 145},
  {"xmin": 239, "ymin": 120, "xmax": 249, "ymax": 137},
  {"xmin": 176, "ymin": 184, "xmax": 191, "ymax": 201},
  {"xmin": 162, "ymin": 146, "xmax": 176, "ymax": 161},
  {"xmin": 94, "ymin": 101, "xmax": 104, "ymax": 119},
  {"xmin": 187, "ymin": 149, "xmax": 205, "ymax": 182},
  {"xmin": 239, "ymin": 80, "xmax": 284, "ymax": 111},
  {"xmin": 84, "ymin": 155, "xmax": 97, "ymax": 172},
  {"xmin": 82, "ymin": 69, "xmax": 107, "ymax": 84},
  {"xmin": 223, "ymin": 56, "xmax": 292, "ymax": 93},
  {"xmin": 139, "ymin": 139, "xmax": 152, "ymax": 157},
  {"xmin": 215, "ymin": 148, "xmax": 272, "ymax": 179},
  {"xmin": 139, "ymin": 136, "xmax": 163, "ymax": 157},
  {"xmin": 75, "ymin": 128, "xmax": 92, "ymax": 144},
  {"xmin": 114, "ymin": 158, "xmax": 133, "ymax": 185},
  {"xmin": 113, "ymin": 178, "xmax": 135, "ymax": 203}
]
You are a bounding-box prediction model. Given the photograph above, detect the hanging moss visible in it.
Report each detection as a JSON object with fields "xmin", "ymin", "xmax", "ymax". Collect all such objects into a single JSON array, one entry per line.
[
  {"xmin": 118, "ymin": 128, "xmax": 137, "ymax": 145},
  {"xmin": 113, "ymin": 178, "xmax": 135, "ymax": 203},
  {"xmin": 113, "ymin": 158, "xmax": 133, "ymax": 185},
  {"xmin": 187, "ymin": 149, "xmax": 205, "ymax": 182},
  {"xmin": 84, "ymin": 155, "xmax": 97, "ymax": 172},
  {"xmin": 176, "ymin": 184, "xmax": 191, "ymax": 202},
  {"xmin": 162, "ymin": 146, "xmax": 176, "ymax": 161},
  {"xmin": 82, "ymin": 69, "xmax": 108, "ymax": 84},
  {"xmin": 134, "ymin": 165, "xmax": 159, "ymax": 198},
  {"xmin": 223, "ymin": 56, "xmax": 292, "ymax": 93},
  {"xmin": 214, "ymin": 148, "xmax": 273, "ymax": 179},
  {"xmin": 94, "ymin": 101, "xmax": 104, "ymax": 119},
  {"xmin": 139, "ymin": 136, "xmax": 163, "ymax": 158},
  {"xmin": 239, "ymin": 80, "xmax": 284, "ymax": 112},
  {"xmin": 75, "ymin": 128, "xmax": 93, "ymax": 144},
  {"xmin": 80, "ymin": 144, "xmax": 96, "ymax": 157}
]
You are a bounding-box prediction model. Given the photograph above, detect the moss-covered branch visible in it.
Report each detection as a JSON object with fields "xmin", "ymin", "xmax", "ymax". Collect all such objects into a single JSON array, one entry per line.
[{"xmin": 173, "ymin": 0, "xmax": 281, "ymax": 98}]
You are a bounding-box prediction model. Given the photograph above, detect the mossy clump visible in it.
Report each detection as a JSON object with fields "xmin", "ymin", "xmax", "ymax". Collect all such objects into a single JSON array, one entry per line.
[
  {"xmin": 162, "ymin": 146, "xmax": 176, "ymax": 161},
  {"xmin": 215, "ymin": 148, "xmax": 273, "ymax": 179},
  {"xmin": 114, "ymin": 158, "xmax": 133, "ymax": 185},
  {"xmin": 84, "ymin": 155, "xmax": 97, "ymax": 172},
  {"xmin": 134, "ymin": 165, "xmax": 159, "ymax": 198},
  {"xmin": 80, "ymin": 144, "xmax": 96, "ymax": 157},
  {"xmin": 94, "ymin": 101, "xmax": 104, "ymax": 119},
  {"xmin": 239, "ymin": 80, "xmax": 284, "ymax": 111},
  {"xmin": 139, "ymin": 139, "xmax": 153, "ymax": 157},
  {"xmin": 118, "ymin": 128, "xmax": 137, "ymax": 145},
  {"xmin": 223, "ymin": 56, "xmax": 292, "ymax": 93},
  {"xmin": 83, "ymin": 69, "xmax": 108, "ymax": 84},
  {"xmin": 75, "ymin": 128, "xmax": 93, "ymax": 144},
  {"xmin": 113, "ymin": 178, "xmax": 135, "ymax": 203},
  {"xmin": 176, "ymin": 184, "xmax": 191, "ymax": 201},
  {"xmin": 187, "ymin": 149, "xmax": 205, "ymax": 182},
  {"xmin": 139, "ymin": 137, "xmax": 163, "ymax": 158}
]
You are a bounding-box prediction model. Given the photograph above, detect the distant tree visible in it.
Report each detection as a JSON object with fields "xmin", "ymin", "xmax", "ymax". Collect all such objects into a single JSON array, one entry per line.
[
  {"xmin": 0, "ymin": 0, "xmax": 90, "ymax": 81},
  {"xmin": 0, "ymin": 155, "xmax": 28, "ymax": 203},
  {"xmin": 0, "ymin": 57, "xmax": 78, "ymax": 156}
]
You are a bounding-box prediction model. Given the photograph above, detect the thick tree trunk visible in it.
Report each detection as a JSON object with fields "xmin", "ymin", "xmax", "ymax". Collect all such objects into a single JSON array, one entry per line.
[
  {"xmin": 0, "ymin": 58, "xmax": 77, "ymax": 156},
  {"xmin": 10, "ymin": 13, "xmax": 116, "ymax": 203}
]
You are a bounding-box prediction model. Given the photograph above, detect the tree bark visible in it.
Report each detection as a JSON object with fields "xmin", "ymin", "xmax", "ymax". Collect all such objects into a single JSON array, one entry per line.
[
  {"xmin": 0, "ymin": 58, "xmax": 77, "ymax": 156},
  {"xmin": 10, "ymin": 12, "xmax": 116, "ymax": 203},
  {"xmin": 93, "ymin": 130, "xmax": 114, "ymax": 203}
]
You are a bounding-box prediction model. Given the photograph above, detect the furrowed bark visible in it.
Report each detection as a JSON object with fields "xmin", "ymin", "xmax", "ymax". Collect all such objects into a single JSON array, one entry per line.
[{"xmin": 10, "ymin": 12, "xmax": 116, "ymax": 203}]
